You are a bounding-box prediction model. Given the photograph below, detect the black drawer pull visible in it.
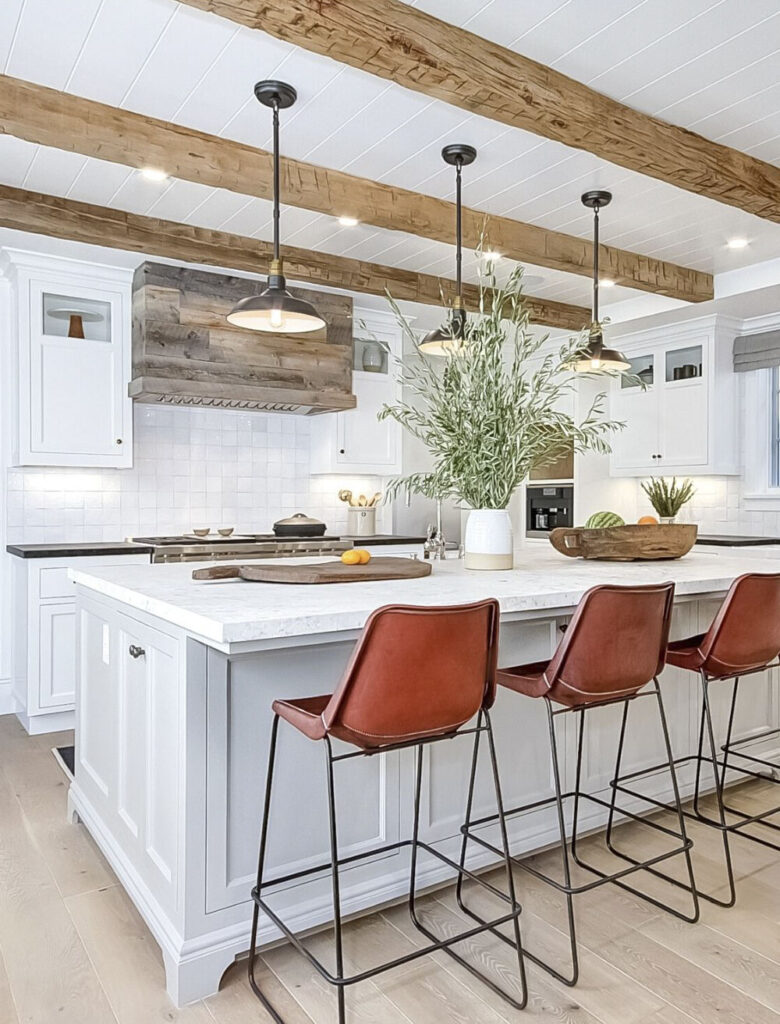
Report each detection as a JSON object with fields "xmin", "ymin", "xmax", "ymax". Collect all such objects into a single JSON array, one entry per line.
[{"xmin": 128, "ymin": 644, "xmax": 145, "ymax": 659}]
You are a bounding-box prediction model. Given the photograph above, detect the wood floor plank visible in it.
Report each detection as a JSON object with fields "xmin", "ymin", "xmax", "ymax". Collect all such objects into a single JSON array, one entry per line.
[
  {"xmin": 0, "ymin": 947, "xmax": 20, "ymax": 1024},
  {"xmin": 0, "ymin": 762, "xmax": 117, "ymax": 1024},
  {"xmin": 0, "ymin": 720, "xmax": 116, "ymax": 897},
  {"xmin": 65, "ymin": 884, "xmax": 214, "ymax": 1023},
  {"xmin": 205, "ymin": 959, "xmax": 315, "ymax": 1024}
]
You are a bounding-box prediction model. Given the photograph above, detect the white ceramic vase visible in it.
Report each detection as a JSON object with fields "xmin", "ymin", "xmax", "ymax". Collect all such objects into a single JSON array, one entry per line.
[{"xmin": 464, "ymin": 509, "xmax": 513, "ymax": 570}]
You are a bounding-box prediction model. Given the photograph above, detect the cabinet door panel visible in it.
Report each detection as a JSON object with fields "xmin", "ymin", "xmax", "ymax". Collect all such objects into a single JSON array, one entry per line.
[
  {"xmin": 660, "ymin": 381, "xmax": 707, "ymax": 468},
  {"xmin": 609, "ymin": 386, "xmax": 659, "ymax": 472},
  {"xmin": 38, "ymin": 601, "xmax": 76, "ymax": 709},
  {"xmin": 337, "ymin": 375, "xmax": 398, "ymax": 470}
]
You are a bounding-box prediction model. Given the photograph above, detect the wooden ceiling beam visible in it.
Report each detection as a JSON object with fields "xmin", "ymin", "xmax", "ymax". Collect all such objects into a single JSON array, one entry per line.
[
  {"xmin": 181, "ymin": 0, "xmax": 780, "ymax": 224},
  {"xmin": 0, "ymin": 74, "xmax": 712, "ymax": 303},
  {"xmin": 0, "ymin": 185, "xmax": 590, "ymax": 331}
]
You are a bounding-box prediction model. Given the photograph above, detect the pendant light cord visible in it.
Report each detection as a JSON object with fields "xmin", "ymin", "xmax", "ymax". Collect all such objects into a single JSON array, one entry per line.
[
  {"xmin": 272, "ymin": 97, "xmax": 281, "ymax": 264},
  {"xmin": 592, "ymin": 201, "xmax": 600, "ymax": 324},
  {"xmin": 455, "ymin": 156, "xmax": 463, "ymax": 298}
]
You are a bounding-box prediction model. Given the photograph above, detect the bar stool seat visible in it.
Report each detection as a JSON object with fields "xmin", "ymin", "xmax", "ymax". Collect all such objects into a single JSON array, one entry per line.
[
  {"xmin": 666, "ymin": 634, "xmax": 708, "ymax": 671},
  {"xmin": 248, "ymin": 600, "xmax": 528, "ymax": 1024}
]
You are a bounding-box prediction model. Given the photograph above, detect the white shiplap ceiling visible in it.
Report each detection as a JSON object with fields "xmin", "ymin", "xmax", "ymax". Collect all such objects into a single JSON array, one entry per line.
[{"xmin": 1, "ymin": 0, "xmax": 779, "ymax": 317}]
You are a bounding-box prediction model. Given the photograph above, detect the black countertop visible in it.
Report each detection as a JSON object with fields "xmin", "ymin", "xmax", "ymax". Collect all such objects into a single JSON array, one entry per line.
[
  {"xmin": 7, "ymin": 542, "xmax": 155, "ymax": 559},
  {"xmin": 344, "ymin": 535, "xmax": 426, "ymax": 545},
  {"xmin": 695, "ymin": 535, "xmax": 780, "ymax": 547}
]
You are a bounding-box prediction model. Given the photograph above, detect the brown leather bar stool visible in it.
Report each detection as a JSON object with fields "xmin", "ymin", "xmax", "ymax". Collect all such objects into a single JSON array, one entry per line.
[
  {"xmin": 457, "ymin": 582, "xmax": 698, "ymax": 987},
  {"xmin": 613, "ymin": 572, "xmax": 780, "ymax": 908},
  {"xmin": 247, "ymin": 600, "xmax": 527, "ymax": 1023}
]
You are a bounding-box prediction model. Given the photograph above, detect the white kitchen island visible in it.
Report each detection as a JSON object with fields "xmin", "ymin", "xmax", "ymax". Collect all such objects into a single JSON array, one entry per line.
[{"xmin": 68, "ymin": 547, "xmax": 780, "ymax": 1006}]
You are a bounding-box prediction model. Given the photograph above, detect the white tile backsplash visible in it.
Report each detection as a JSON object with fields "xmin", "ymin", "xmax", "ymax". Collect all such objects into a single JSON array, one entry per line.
[
  {"xmin": 6, "ymin": 405, "xmax": 385, "ymax": 543},
  {"xmin": 634, "ymin": 474, "xmax": 780, "ymax": 537}
]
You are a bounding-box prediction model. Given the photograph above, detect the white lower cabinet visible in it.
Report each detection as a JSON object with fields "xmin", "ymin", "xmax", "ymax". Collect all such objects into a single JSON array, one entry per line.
[{"xmin": 12, "ymin": 552, "xmax": 150, "ymax": 734}]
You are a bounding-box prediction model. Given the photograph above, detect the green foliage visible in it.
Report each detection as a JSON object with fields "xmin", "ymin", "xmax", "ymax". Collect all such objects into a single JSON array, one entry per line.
[
  {"xmin": 640, "ymin": 477, "xmax": 695, "ymax": 518},
  {"xmin": 377, "ymin": 263, "xmax": 624, "ymax": 510}
]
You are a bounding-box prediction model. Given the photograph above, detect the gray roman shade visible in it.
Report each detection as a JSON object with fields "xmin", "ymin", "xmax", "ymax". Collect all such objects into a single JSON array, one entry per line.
[{"xmin": 733, "ymin": 330, "xmax": 780, "ymax": 372}]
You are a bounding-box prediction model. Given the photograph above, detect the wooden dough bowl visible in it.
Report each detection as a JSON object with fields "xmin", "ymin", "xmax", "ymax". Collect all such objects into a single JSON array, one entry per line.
[{"xmin": 550, "ymin": 523, "xmax": 698, "ymax": 561}]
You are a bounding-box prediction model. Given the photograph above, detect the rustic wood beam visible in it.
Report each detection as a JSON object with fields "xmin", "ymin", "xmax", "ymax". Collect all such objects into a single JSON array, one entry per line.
[
  {"xmin": 181, "ymin": 0, "xmax": 780, "ymax": 225},
  {"xmin": 0, "ymin": 185, "xmax": 589, "ymax": 331},
  {"xmin": 0, "ymin": 74, "xmax": 712, "ymax": 303}
]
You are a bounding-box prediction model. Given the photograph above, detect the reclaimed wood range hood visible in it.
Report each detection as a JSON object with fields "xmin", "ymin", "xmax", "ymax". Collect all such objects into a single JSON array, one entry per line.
[{"xmin": 130, "ymin": 262, "xmax": 356, "ymax": 414}]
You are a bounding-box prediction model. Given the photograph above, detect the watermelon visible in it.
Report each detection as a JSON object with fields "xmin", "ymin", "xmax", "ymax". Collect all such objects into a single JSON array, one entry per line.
[{"xmin": 585, "ymin": 511, "xmax": 625, "ymax": 529}]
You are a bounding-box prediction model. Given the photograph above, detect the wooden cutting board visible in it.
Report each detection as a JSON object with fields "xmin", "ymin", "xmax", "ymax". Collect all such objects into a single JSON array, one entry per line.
[{"xmin": 192, "ymin": 556, "xmax": 432, "ymax": 584}]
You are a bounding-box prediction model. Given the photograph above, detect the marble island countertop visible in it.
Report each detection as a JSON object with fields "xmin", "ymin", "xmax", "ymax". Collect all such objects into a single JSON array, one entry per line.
[{"xmin": 69, "ymin": 546, "xmax": 780, "ymax": 650}]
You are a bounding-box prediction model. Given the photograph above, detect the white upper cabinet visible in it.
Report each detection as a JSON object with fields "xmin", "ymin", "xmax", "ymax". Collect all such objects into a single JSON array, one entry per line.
[
  {"xmin": 609, "ymin": 316, "xmax": 739, "ymax": 477},
  {"xmin": 310, "ymin": 308, "xmax": 402, "ymax": 475},
  {"xmin": 2, "ymin": 250, "xmax": 133, "ymax": 467}
]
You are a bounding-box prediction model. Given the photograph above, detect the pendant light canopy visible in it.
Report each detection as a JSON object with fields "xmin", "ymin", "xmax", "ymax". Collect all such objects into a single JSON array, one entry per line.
[
  {"xmin": 571, "ymin": 190, "xmax": 630, "ymax": 373},
  {"xmin": 419, "ymin": 143, "xmax": 476, "ymax": 356},
  {"xmin": 227, "ymin": 81, "xmax": 326, "ymax": 334}
]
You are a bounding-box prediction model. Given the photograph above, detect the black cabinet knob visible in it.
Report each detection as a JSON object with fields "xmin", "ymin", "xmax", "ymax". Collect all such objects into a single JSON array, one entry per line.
[{"xmin": 128, "ymin": 644, "xmax": 145, "ymax": 659}]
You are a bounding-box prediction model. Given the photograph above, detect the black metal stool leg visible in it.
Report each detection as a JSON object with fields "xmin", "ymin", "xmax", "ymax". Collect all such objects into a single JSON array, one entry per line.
[
  {"xmin": 324, "ymin": 736, "xmax": 346, "ymax": 1024},
  {"xmin": 248, "ymin": 714, "xmax": 285, "ymax": 1023},
  {"xmin": 699, "ymin": 674, "xmax": 737, "ymax": 907},
  {"xmin": 455, "ymin": 712, "xmax": 482, "ymax": 915},
  {"xmin": 604, "ymin": 702, "xmax": 629, "ymax": 853}
]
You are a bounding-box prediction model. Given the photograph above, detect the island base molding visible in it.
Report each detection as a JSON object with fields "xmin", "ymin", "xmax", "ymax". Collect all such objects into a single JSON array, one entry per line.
[{"xmin": 71, "ymin": 588, "xmax": 780, "ymax": 1006}]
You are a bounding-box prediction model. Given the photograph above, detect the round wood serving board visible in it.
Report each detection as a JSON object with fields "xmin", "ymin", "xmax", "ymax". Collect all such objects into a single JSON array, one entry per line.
[
  {"xmin": 192, "ymin": 556, "xmax": 432, "ymax": 584},
  {"xmin": 549, "ymin": 523, "xmax": 698, "ymax": 561}
]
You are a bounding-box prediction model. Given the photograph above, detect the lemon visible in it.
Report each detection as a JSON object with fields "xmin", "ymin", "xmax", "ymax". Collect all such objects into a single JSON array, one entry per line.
[
  {"xmin": 341, "ymin": 549, "xmax": 362, "ymax": 565},
  {"xmin": 355, "ymin": 549, "xmax": 372, "ymax": 564}
]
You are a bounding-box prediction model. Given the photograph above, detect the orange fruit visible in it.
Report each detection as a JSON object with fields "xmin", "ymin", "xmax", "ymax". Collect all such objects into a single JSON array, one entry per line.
[
  {"xmin": 341, "ymin": 549, "xmax": 362, "ymax": 565},
  {"xmin": 355, "ymin": 549, "xmax": 372, "ymax": 564},
  {"xmin": 638, "ymin": 515, "xmax": 659, "ymax": 525}
]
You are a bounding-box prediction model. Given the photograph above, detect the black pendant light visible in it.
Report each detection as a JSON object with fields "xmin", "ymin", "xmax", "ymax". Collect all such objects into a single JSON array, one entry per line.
[
  {"xmin": 227, "ymin": 81, "xmax": 326, "ymax": 334},
  {"xmin": 419, "ymin": 143, "xmax": 476, "ymax": 356},
  {"xmin": 571, "ymin": 190, "xmax": 629, "ymax": 373}
]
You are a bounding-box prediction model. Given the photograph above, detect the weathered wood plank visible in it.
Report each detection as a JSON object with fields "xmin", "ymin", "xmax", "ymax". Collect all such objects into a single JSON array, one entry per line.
[
  {"xmin": 0, "ymin": 73, "xmax": 712, "ymax": 302},
  {"xmin": 0, "ymin": 184, "xmax": 589, "ymax": 331},
  {"xmin": 180, "ymin": 0, "xmax": 780, "ymax": 226}
]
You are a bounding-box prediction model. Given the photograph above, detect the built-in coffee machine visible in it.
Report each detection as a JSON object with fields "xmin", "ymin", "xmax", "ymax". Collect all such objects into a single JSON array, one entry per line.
[{"xmin": 526, "ymin": 485, "xmax": 574, "ymax": 537}]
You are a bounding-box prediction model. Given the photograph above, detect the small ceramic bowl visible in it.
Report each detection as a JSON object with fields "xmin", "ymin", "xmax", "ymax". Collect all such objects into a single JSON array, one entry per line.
[
  {"xmin": 192, "ymin": 528, "xmax": 211, "ymax": 537},
  {"xmin": 217, "ymin": 528, "xmax": 234, "ymax": 537}
]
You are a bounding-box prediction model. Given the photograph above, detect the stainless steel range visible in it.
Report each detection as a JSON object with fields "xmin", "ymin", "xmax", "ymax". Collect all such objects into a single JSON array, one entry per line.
[{"xmin": 129, "ymin": 534, "xmax": 352, "ymax": 564}]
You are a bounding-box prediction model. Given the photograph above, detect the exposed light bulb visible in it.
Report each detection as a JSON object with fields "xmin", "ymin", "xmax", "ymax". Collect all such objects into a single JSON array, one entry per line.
[
  {"xmin": 338, "ymin": 215, "xmax": 359, "ymax": 227},
  {"xmin": 140, "ymin": 167, "xmax": 169, "ymax": 183},
  {"xmin": 727, "ymin": 237, "xmax": 748, "ymax": 249},
  {"xmin": 591, "ymin": 358, "xmax": 602, "ymax": 369},
  {"xmin": 599, "ymin": 278, "xmax": 616, "ymax": 288},
  {"xmin": 269, "ymin": 308, "xmax": 284, "ymax": 329},
  {"xmin": 482, "ymin": 250, "xmax": 501, "ymax": 262}
]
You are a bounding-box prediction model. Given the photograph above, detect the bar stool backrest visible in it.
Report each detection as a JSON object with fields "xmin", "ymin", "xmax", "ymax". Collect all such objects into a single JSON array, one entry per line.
[
  {"xmin": 321, "ymin": 600, "xmax": 500, "ymax": 748},
  {"xmin": 699, "ymin": 572, "xmax": 780, "ymax": 677},
  {"xmin": 544, "ymin": 583, "xmax": 675, "ymax": 703}
]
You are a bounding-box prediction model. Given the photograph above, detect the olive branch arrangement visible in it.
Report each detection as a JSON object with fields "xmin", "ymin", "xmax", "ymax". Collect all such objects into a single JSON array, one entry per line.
[{"xmin": 376, "ymin": 262, "xmax": 624, "ymax": 510}]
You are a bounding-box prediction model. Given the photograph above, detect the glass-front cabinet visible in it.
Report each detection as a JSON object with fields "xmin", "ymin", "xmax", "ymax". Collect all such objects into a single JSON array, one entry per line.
[
  {"xmin": 609, "ymin": 318, "xmax": 738, "ymax": 477},
  {"xmin": 2, "ymin": 251, "xmax": 133, "ymax": 467}
]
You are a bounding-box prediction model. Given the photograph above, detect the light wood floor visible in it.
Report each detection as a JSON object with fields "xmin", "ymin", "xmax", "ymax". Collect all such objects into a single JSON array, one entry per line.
[{"xmin": 1, "ymin": 713, "xmax": 779, "ymax": 1024}]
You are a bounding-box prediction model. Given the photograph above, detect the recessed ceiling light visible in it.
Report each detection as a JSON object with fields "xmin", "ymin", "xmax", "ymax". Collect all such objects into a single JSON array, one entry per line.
[
  {"xmin": 140, "ymin": 167, "xmax": 169, "ymax": 183},
  {"xmin": 727, "ymin": 237, "xmax": 749, "ymax": 249},
  {"xmin": 599, "ymin": 278, "xmax": 616, "ymax": 288},
  {"xmin": 338, "ymin": 216, "xmax": 359, "ymax": 227}
]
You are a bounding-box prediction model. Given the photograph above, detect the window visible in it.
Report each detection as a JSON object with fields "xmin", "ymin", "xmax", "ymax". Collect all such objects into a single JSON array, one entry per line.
[{"xmin": 772, "ymin": 366, "xmax": 780, "ymax": 487}]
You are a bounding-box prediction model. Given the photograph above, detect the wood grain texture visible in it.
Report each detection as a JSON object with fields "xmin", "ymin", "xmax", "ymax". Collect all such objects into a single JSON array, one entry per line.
[
  {"xmin": 1, "ymin": 714, "xmax": 780, "ymax": 1023},
  {"xmin": 0, "ymin": 184, "xmax": 589, "ymax": 332},
  {"xmin": 550, "ymin": 523, "xmax": 698, "ymax": 561},
  {"xmin": 132, "ymin": 261, "xmax": 355, "ymax": 413},
  {"xmin": 0, "ymin": 74, "xmax": 712, "ymax": 303},
  {"xmin": 180, "ymin": 0, "xmax": 780, "ymax": 224},
  {"xmin": 191, "ymin": 556, "xmax": 433, "ymax": 583}
]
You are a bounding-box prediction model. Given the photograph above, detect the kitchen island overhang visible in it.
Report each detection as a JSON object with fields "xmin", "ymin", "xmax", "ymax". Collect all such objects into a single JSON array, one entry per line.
[{"xmin": 67, "ymin": 551, "xmax": 780, "ymax": 1005}]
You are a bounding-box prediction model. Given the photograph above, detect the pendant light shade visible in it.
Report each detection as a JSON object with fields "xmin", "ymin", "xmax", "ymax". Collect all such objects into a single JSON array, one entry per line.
[
  {"xmin": 572, "ymin": 190, "xmax": 629, "ymax": 374},
  {"xmin": 227, "ymin": 81, "xmax": 326, "ymax": 335},
  {"xmin": 418, "ymin": 143, "xmax": 476, "ymax": 356}
]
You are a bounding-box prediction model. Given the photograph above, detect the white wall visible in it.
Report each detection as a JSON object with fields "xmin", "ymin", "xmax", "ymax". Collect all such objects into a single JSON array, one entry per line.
[{"xmin": 5, "ymin": 403, "xmax": 387, "ymax": 544}]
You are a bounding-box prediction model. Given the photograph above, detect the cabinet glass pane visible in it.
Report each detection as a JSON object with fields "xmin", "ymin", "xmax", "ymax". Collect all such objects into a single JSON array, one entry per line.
[
  {"xmin": 621, "ymin": 353, "xmax": 654, "ymax": 389},
  {"xmin": 353, "ymin": 337, "xmax": 388, "ymax": 374},
  {"xmin": 42, "ymin": 292, "xmax": 111, "ymax": 342},
  {"xmin": 665, "ymin": 345, "xmax": 702, "ymax": 382}
]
